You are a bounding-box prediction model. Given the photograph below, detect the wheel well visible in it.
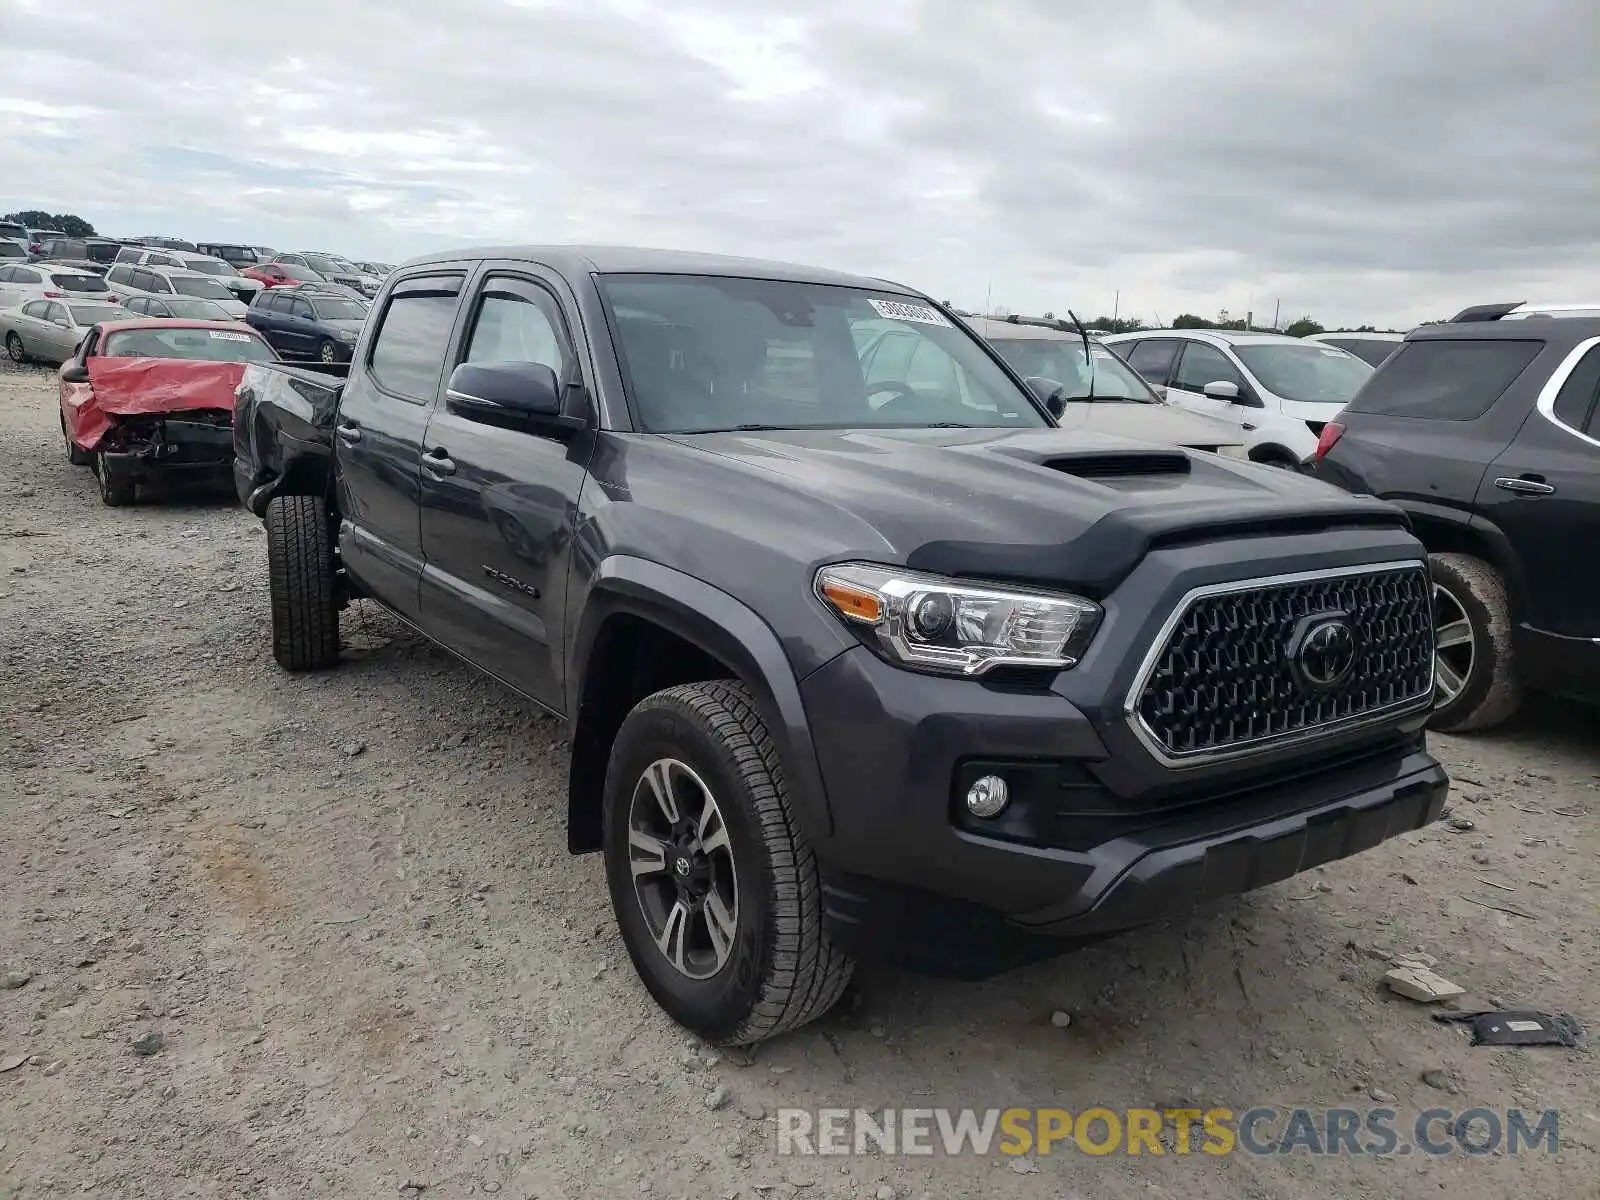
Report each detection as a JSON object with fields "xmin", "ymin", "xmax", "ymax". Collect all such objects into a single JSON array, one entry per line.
[
  {"xmin": 1403, "ymin": 514, "xmax": 1525, "ymax": 612},
  {"xmin": 1248, "ymin": 444, "xmax": 1299, "ymax": 466},
  {"xmin": 567, "ymin": 613, "xmax": 737, "ymax": 853}
]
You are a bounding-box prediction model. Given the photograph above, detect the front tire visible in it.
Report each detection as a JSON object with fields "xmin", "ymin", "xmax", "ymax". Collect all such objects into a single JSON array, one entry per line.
[
  {"xmin": 5, "ymin": 333, "xmax": 25, "ymax": 364},
  {"xmin": 1428, "ymin": 552, "xmax": 1522, "ymax": 732},
  {"xmin": 95, "ymin": 452, "xmax": 135, "ymax": 506},
  {"xmin": 318, "ymin": 339, "xmax": 338, "ymax": 365},
  {"xmin": 603, "ymin": 681, "xmax": 854, "ymax": 1045},
  {"xmin": 264, "ymin": 494, "xmax": 341, "ymax": 671}
]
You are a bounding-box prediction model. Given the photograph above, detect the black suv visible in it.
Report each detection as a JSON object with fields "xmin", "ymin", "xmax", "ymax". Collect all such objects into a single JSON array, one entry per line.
[
  {"xmin": 233, "ymin": 247, "xmax": 1446, "ymax": 1043},
  {"xmin": 1314, "ymin": 305, "xmax": 1600, "ymax": 731}
]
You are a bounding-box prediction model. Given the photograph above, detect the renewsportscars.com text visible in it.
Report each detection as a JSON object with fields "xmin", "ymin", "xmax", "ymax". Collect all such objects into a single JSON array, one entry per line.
[{"xmin": 776, "ymin": 1106, "xmax": 1561, "ymax": 1158}]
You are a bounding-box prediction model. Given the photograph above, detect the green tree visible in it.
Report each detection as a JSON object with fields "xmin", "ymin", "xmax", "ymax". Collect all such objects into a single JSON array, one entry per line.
[
  {"xmin": 1284, "ymin": 316, "xmax": 1326, "ymax": 337},
  {"xmin": 1171, "ymin": 313, "xmax": 1211, "ymax": 329},
  {"xmin": 4, "ymin": 210, "xmax": 97, "ymax": 237}
]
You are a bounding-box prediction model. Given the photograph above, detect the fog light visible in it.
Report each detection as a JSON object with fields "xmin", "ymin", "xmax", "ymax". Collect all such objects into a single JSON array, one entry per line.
[{"xmin": 965, "ymin": 774, "xmax": 1010, "ymax": 818}]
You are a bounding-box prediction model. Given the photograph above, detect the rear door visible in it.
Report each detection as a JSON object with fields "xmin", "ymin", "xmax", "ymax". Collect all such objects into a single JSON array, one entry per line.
[
  {"xmin": 1477, "ymin": 336, "xmax": 1600, "ymax": 638},
  {"xmin": 417, "ymin": 266, "xmax": 590, "ymax": 709},
  {"xmin": 332, "ymin": 270, "xmax": 466, "ymax": 621},
  {"xmin": 245, "ymin": 290, "xmax": 286, "ymax": 350}
]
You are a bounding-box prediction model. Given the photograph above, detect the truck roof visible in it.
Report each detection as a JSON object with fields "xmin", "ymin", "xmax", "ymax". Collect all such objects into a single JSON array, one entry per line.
[{"xmin": 397, "ymin": 245, "xmax": 921, "ymax": 295}]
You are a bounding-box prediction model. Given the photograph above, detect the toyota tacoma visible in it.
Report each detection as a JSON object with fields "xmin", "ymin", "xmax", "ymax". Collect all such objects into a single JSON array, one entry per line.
[{"xmin": 234, "ymin": 247, "xmax": 1447, "ymax": 1044}]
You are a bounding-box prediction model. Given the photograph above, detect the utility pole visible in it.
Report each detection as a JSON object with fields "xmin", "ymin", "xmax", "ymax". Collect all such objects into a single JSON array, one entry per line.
[
  {"xmin": 1273, "ymin": 299, "xmax": 1281, "ymax": 330},
  {"xmin": 1112, "ymin": 290, "xmax": 1120, "ymax": 326},
  {"xmin": 984, "ymin": 282, "xmax": 992, "ymax": 317}
]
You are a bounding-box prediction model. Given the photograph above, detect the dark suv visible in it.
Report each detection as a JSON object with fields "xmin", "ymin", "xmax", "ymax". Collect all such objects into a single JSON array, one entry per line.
[
  {"xmin": 233, "ymin": 246, "xmax": 1447, "ymax": 1044},
  {"xmin": 1313, "ymin": 306, "xmax": 1600, "ymax": 730}
]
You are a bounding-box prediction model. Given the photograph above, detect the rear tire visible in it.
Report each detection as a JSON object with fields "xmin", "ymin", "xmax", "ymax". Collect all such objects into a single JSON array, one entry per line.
[
  {"xmin": 265, "ymin": 494, "xmax": 341, "ymax": 671},
  {"xmin": 61, "ymin": 412, "xmax": 89, "ymax": 465},
  {"xmin": 5, "ymin": 333, "xmax": 25, "ymax": 364},
  {"xmin": 603, "ymin": 680, "xmax": 854, "ymax": 1045},
  {"xmin": 95, "ymin": 452, "xmax": 135, "ymax": 506},
  {"xmin": 1428, "ymin": 552, "xmax": 1522, "ymax": 732}
]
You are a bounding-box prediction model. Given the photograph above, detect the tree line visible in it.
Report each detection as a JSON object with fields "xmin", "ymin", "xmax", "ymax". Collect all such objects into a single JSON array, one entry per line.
[{"xmin": 4, "ymin": 210, "xmax": 98, "ymax": 237}]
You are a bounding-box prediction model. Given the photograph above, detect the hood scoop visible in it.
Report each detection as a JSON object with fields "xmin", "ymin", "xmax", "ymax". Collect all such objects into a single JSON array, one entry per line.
[{"xmin": 986, "ymin": 442, "xmax": 1192, "ymax": 480}]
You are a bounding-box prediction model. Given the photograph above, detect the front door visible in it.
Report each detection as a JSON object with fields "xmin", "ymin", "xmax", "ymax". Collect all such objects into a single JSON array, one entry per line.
[
  {"xmin": 1476, "ymin": 337, "xmax": 1600, "ymax": 640},
  {"xmin": 1166, "ymin": 340, "xmax": 1256, "ymax": 436},
  {"xmin": 417, "ymin": 267, "xmax": 591, "ymax": 711},
  {"xmin": 332, "ymin": 270, "xmax": 467, "ymax": 621}
]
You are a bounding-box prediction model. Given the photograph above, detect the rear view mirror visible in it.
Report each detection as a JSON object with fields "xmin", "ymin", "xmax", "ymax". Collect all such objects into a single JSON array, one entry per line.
[
  {"xmin": 1024, "ymin": 376, "xmax": 1068, "ymax": 419},
  {"xmin": 446, "ymin": 360, "xmax": 564, "ymax": 430},
  {"xmin": 1203, "ymin": 380, "xmax": 1240, "ymax": 401}
]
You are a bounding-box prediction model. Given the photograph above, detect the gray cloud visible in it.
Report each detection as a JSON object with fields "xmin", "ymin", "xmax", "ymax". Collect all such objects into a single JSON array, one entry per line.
[{"xmin": 0, "ymin": 0, "xmax": 1594, "ymax": 326}]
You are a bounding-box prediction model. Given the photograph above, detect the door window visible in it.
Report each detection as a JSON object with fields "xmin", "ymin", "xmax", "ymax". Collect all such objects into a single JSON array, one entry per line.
[
  {"xmin": 1172, "ymin": 341, "xmax": 1246, "ymax": 393},
  {"xmin": 21, "ymin": 301, "xmax": 47, "ymax": 319},
  {"xmin": 367, "ymin": 278, "xmax": 464, "ymax": 403},
  {"xmin": 290, "ymin": 296, "xmax": 314, "ymax": 320},
  {"xmin": 43, "ymin": 302, "xmax": 67, "ymax": 326},
  {"xmin": 1124, "ymin": 338, "xmax": 1179, "ymax": 387},
  {"xmin": 115, "ymin": 247, "xmax": 141, "ymax": 263},
  {"xmin": 1550, "ymin": 343, "xmax": 1600, "ymax": 438},
  {"xmin": 463, "ymin": 284, "xmax": 569, "ymax": 376},
  {"xmin": 11, "ymin": 267, "xmax": 41, "ymax": 285}
]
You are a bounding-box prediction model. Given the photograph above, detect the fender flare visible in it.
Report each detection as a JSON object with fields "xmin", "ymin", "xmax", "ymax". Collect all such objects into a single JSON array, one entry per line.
[{"xmin": 567, "ymin": 555, "xmax": 835, "ymax": 842}]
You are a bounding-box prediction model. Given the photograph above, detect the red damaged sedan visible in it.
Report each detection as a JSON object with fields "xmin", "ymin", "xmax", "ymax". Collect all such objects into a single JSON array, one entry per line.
[{"xmin": 58, "ymin": 319, "xmax": 277, "ymax": 506}]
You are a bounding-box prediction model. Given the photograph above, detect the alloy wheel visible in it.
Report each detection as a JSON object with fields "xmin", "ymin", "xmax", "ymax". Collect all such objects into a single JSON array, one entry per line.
[
  {"xmin": 320, "ymin": 340, "xmax": 337, "ymax": 364},
  {"xmin": 5, "ymin": 334, "xmax": 23, "ymax": 363},
  {"xmin": 1433, "ymin": 581, "xmax": 1474, "ymax": 705},
  {"xmin": 626, "ymin": 757, "xmax": 739, "ymax": 981}
]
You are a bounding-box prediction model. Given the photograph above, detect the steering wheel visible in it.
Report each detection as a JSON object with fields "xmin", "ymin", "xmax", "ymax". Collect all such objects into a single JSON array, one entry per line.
[{"xmin": 866, "ymin": 383, "xmax": 923, "ymax": 414}]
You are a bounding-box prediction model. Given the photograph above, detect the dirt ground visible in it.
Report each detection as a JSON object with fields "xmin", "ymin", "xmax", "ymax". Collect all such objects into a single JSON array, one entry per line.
[{"xmin": 0, "ymin": 360, "xmax": 1595, "ymax": 1200}]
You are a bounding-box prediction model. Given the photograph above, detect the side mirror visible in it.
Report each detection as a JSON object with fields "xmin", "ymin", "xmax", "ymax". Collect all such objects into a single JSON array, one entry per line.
[
  {"xmin": 446, "ymin": 360, "xmax": 565, "ymax": 431},
  {"xmin": 60, "ymin": 363, "xmax": 88, "ymax": 383},
  {"xmin": 1203, "ymin": 380, "xmax": 1240, "ymax": 401},
  {"xmin": 1024, "ymin": 376, "xmax": 1068, "ymax": 419}
]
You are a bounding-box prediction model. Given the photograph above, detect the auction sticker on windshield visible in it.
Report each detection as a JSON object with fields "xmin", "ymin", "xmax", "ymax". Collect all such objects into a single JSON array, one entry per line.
[
  {"xmin": 867, "ymin": 299, "xmax": 951, "ymax": 327},
  {"xmin": 208, "ymin": 331, "xmax": 252, "ymax": 342}
]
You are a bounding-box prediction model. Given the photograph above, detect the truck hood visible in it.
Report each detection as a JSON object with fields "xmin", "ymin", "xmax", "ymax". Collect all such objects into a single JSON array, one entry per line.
[
  {"xmin": 1051, "ymin": 401, "xmax": 1242, "ymax": 448},
  {"xmin": 665, "ymin": 426, "xmax": 1407, "ymax": 596}
]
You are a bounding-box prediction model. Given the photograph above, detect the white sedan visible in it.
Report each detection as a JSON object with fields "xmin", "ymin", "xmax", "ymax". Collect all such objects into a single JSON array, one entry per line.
[{"xmin": 2, "ymin": 298, "xmax": 127, "ymax": 365}]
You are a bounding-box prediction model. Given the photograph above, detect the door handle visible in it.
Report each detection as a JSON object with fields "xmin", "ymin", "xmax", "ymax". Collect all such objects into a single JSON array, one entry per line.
[
  {"xmin": 336, "ymin": 422, "xmax": 363, "ymax": 445},
  {"xmin": 423, "ymin": 449, "xmax": 457, "ymax": 477},
  {"xmin": 1494, "ymin": 476, "xmax": 1555, "ymax": 496}
]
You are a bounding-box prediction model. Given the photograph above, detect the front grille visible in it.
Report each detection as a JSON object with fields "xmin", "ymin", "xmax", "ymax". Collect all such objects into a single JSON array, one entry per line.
[{"xmin": 1130, "ymin": 562, "xmax": 1433, "ymax": 764}]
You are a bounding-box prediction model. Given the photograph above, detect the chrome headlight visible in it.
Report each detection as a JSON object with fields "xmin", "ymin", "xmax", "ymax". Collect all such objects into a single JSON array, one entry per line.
[{"xmin": 815, "ymin": 562, "xmax": 1102, "ymax": 676}]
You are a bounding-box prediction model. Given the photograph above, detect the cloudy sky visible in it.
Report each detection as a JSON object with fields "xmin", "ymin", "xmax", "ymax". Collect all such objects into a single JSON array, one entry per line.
[{"xmin": 1, "ymin": 0, "xmax": 1594, "ymax": 328}]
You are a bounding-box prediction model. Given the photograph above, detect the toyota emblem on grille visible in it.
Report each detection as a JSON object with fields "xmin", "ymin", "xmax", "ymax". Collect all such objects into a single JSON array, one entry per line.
[{"xmin": 1295, "ymin": 617, "xmax": 1358, "ymax": 689}]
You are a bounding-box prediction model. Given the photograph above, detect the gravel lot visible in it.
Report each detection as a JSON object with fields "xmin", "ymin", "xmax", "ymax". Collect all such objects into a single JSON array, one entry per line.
[{"xmin": 1, "ymin": 360, "xmax": 1596, "ymax": 1200}]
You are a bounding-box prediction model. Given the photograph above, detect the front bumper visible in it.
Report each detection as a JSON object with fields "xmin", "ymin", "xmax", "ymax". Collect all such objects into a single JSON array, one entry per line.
[
  {"xmin": 801, "ymin": 642, "xmax": 1445, "ymax": 977},
  {"xmin": 101, "ymin": 416, "xmax": 234, "ymax": 484}
]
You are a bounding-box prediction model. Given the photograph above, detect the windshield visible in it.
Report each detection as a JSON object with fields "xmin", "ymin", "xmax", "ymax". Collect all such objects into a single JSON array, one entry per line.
[
  {"xmin": 312, "ymin": 297, "xmax": 369, "ymax": 321},
  {"xmin": 600, "ymin": 275, "xmax": 1046, "ymax": 433},
  {"xmin": 986, "ymin": 336, "xmax": 1158, "ymax": 402},
  {"xmin": 169, "ymin": 276, "xmax": 234, "ymax": 301},
  {"xmin": 69, "ymin": 303, "xmax": 125, "ymax": 325},
  {"xmin": 162, "ymin": 298, "xmax": 234, "ymax": 319},
  {"xmin": 278, "ymin": 263, "xmax": 322, "ymax": 282},
  {"xmin": 182, "ymin": 257, "xmax": 239, "ymax": 277},
  {"xmin": 103, "ymin": 327, "xmax": 275, "ymax": 363},
  {"xmin": 304, "ymin": 254, "xmax": 346, "ymax": 275},
  {"xmin": 1235, "ymin": 343, "xmax": 1373, "ymax": 405},
  {"xmin": 51, "ymin": 273, "xmax": 110, "ymax": 294}
]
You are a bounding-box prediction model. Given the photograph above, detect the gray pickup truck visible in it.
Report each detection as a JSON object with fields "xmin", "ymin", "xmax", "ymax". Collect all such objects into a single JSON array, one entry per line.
[{"xmin": 233, "ymin": 246, "xmax": 1447, "ymax": 1045}]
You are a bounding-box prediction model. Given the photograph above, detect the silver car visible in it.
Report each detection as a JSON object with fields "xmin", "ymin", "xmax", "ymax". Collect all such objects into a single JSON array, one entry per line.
[
  {"xmin": 923, "ymin": 315, "xmax": 1249, "ymax": 456},
  {"xmin": 1, "ymin": 298, "xmax": 126, "ymax": 365}
]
